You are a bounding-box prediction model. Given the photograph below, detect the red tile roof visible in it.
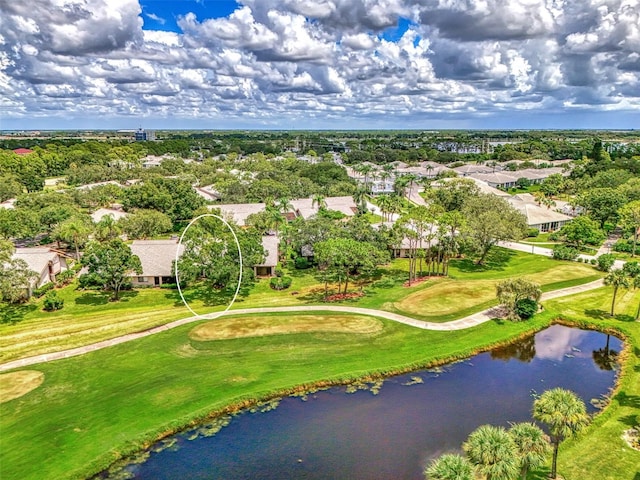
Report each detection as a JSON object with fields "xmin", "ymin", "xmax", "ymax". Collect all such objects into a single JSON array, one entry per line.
[{"xmin": 13, "ymin": 148, "xmax": 34, "ymax": 155}]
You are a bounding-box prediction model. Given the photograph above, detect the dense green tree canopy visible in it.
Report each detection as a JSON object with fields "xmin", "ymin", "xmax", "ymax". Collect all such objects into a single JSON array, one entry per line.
[
  {"xmin": 462, "ymin": 194, "xmax": 528, "ymax": 264},
  {"xmin": 82, "ymin": 239, "xmax": 142, "ymax": 301},
  {"xmin": 177, "ymin": 215, "xmax": 264, "ymax": 291}
]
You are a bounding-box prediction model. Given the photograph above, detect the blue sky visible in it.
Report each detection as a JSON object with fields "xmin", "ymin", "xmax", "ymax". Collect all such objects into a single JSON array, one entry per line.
[
  {"xmin": 140, "ymin": 1, "xmax": 240, "ymax": 32},
  {"xmin": 1, "ymin": 0, "xmax": 639, "ymax": 130}
]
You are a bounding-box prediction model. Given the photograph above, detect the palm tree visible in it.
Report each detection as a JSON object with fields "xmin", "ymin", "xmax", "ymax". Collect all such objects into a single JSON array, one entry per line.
[
  {"xmin": 54, "ymin": 217, "xmax": 92, "ymax": 260},
  {"xmin": 377, "ymin": 194, "xmax": 392, "ymax": 221},
  {"xmin": 353, "ymin": 187, "xmax": 369, "ymax": 214},
  {"xmin": 276, "ymin": 197, "xmax": 293, "ymax": 215},
  {"xmin": 604, "ymin": 269, "xmax": 631, "ymax": 316},
  {"xmin": 424, "ymin": 454, "xmax": 474, "ymax": 480},
  {"xmin": 405, "ymin": 173, "xmax": 418, "ymax": 199},
  {"xmin": 509, "ymin": 422, "xmax": 551, "ymax": 480},
  {"xmin": 94, "ymin": 215, "xmax": 121, "ymax": 242},
  {"xmin": 463, "ymin": 425, "xmax": 519, "ymax": 480},
  {"xmin": 265, "ymin": 205, "xmax": 285, "ymax": 237},
  {"xmin": 358, "ymin": 164, "xmax": 374, "ymax": 189},
  {"xmin": 394, "ymin": 175, "xmax": 410, "ymax": 197},
  {"xmin": 312, "ymin": 194, "xmax": 327, "ymax": 212},
  {"xmin": 532, "ymin": 388, "xmax": 590, "ymax": 479}
]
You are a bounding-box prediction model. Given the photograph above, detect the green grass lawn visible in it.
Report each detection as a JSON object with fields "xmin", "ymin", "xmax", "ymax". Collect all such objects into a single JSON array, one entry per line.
[
  {"xmin": 1, "ymin": 286, "xmax": 638, "ymax": 480},
  {"xmin": 0, "ymin": 254, "xmax": 638, "ymax": 480},
  {"xmin": 0, "ymin": 248, "xmax": 604, "ymax": 363},
  {"xmin": 0, "ymin": 313, "xmax": 545, "ymax": 480},
  {"xmin": 544, "ymin": 287, "xmax": 640, "ymax": 480}
]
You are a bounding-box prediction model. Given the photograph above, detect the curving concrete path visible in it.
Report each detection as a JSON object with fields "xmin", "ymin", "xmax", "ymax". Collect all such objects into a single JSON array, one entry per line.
[{"xmin": 0, "ymin": 278, "xmax": 606, "ymax": 373}]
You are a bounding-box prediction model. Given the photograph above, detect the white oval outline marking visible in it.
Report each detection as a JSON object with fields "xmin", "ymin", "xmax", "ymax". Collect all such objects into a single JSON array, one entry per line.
[{"xmin": 175, "ymin": 214, "xmax": 243, "ymax": 319}]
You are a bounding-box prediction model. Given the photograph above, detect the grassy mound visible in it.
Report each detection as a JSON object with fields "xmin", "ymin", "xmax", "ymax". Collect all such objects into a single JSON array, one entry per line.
[
  {"xmin": 0, "ymin": 370, "xmax": 44, "ymax": 403},
  {"xmin": 190, "ymin": 315, "xmax": 383, "ymax": 341}
]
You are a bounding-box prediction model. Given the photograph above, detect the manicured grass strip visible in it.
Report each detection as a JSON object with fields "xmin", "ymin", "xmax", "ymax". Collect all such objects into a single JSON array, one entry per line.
[
  {"xmin": 190, "ymin": 314, "xmax": 383, "ymax": 341},
  {"xmin": 0, "ymin": 370, "xmax": 44, "ymax": 403},
  {"xmin": 0, "ymin": 314, "xmax": 545, "ymax": 480},
  {"xmin": 543, "ymin": 287, "xmax": 640, "ymax": 480},
  {"xmin": 390, "ymin": 264, "xmax": 601, "ymax": 321},
  {"xmin": 0, "ymin": 248, "xmax": 604, "ymax": 363}
]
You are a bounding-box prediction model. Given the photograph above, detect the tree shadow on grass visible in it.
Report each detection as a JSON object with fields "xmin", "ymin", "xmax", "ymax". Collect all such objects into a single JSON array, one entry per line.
[
  {"xmin": 0, "ymin": 303, "xmax": 37, "ymax": 325},
  {"xmin": 74, "ymin": 290, "xmax": 138, "ymax": 306},
  {"xmin": 619, "ymin": 414, "xmax": 640, "ymax": 428},
  {"xmin": 527, "ymin": 466, "xmax": 551, "ymax": 480},
  {"xmin": 585, "ymin": 309, "xmax": 636, "ymax": 322},
  {"xmin": 615, "ymin": 392, "xmax": 640, "ymax": 410},
  {"xmin": 451, "ymin": 248, "xmax": 515, "ymax": 273},
  {"xmin": 585, "ymin": 309, "xmax": 609, "ymax": 320},
  {"xmin": 166, "ymin": 283, "xmax": 252, "ymax": 307}
]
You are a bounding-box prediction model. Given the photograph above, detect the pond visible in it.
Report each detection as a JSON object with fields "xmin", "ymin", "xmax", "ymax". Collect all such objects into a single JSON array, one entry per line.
[{"xmin": 110, "ymin": 325, "xmax": 622, "ymax": 480}]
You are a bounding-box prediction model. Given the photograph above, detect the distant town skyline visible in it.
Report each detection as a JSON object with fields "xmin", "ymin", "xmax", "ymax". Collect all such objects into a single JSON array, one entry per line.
[{"xmin": 1, "ymin": 1, "xmax": 639, "ymax": 130}]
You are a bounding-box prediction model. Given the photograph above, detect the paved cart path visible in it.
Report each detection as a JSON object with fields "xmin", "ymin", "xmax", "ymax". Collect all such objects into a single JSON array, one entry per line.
[{"xmin": 0, "ymin": 278, "xmax": 605, "ymax": 372}]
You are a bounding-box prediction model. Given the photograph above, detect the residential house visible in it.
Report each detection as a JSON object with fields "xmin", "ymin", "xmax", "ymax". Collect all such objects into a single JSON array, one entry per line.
[
  {"xmin": 129, "ymin": 240, "xmax": 184, "ymax": 286},
  {"xmin": 13, "ymin": 148, "xmax": 34, "ymax": 155},
  {"xmin": 208, "ymin": 203, "xmax": 266, "ymax": 226},
  {"xmin": 468, "ymin": 172, "xmax": 519, "ymax": 189},
  {"xmin": 506, "ymin": 198, "xmax": 573, "ymax": 232},
  {"xmin": 370, "ymin": 179, "xmax": 395, "ymax": 194},
  {"xmin": 290, "ymin": 196, "xmax": 358, "ymax": 219},
  {"xmin": 452, "ymin": 164, "xmax": 494, "ymax": 177},
  {"xmin": 392, "ymin": 236, "xmax": 437, "ymax": 258},
  {"xmin": 254, "ymin": 235, "xmax": 279, "ymax": 277},
  {"xmin": 194, "ymin": 185, "xmax": 221, "ymax": 202},
  {"xmin": 12, "ymin": 248, "xmax": 68, "ymax": 294},
  {"xmin": 441, "ymin": 177, "xmax": 512, "ymax": 198},
  {"xmin": 91, "ymin": 208, "xmax": 128, "ymax": 223}
]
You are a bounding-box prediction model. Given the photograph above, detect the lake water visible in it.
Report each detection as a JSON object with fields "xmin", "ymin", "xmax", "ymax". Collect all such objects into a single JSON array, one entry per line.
[{"xmin": 113, "ymin": 325, "xmax": 622, "ymax": 480}]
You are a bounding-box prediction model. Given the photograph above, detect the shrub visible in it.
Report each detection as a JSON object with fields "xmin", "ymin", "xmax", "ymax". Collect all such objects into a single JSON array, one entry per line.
[
  {"xmin": 596, "ymin": 253, "xmax": 616, "ymax": 272},
  {"xmin": 527, "ymin": 228, "xmax": 540, "ymax": 238},
  {"xmin": 294, "ymin": 256, "xmax": 310, "ymax": 269},
  {"xmin": 590, "ymin": 258, "xmax": 597, "ymax": 265},
  {"xmin": 32, "ymin": 282, "xmax": 55, "ymax": 298},
  {"xmin": 270, "ymin": 276, "xmax": 292, "ymax": 290},
  {"xmin": 552, "ymin": 245, "xmax": 579, "ymax": 261},
  {"xmin": 43, "ymin": 291, "xmax": 64, "ymax": 311},
  {"xmin": 515, "ymin": 298, "xmax": 538, "ymax": 320},
  {"xmin": 613, "ymin": 239, "xmax": 639, "ymax": 253},
  {"xmin": 78, "ymin": 272, "xmax": 103, "ymax": 289},
  {"xmin": 56, "ymin": 269, "xmax": 76, "ymax": 286}
]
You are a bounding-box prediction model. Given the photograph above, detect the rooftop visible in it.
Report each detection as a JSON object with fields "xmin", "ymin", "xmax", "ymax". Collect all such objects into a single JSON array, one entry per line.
[{"xmin": 129, "ymin": 240, "xmax": 184, "ymax": 277}]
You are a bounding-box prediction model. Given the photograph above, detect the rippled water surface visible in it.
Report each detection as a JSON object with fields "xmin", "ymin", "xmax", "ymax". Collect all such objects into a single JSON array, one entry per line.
[{"xmin": 116, "ymin": 325, "xmax": 621, "ymax": 480}]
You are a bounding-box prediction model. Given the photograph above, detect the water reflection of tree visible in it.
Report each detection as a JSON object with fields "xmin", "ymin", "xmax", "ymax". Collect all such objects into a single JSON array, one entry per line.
[
  {"xmin": 491, "ymin": 336, "xmax": 536, "ymax": 363},
  {"xmin": 592, "ymin": 335, "xmax": 619, "ymax": 371}
]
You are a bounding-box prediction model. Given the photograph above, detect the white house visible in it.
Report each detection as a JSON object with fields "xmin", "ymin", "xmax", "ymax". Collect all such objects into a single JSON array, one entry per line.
[
  {"xmin": 91, "ymin": 208, "xmax": 128, "ymax": 223},
  {"xmin": 12, "ymin": 248, "xmax": 68, "ymax": 294}
]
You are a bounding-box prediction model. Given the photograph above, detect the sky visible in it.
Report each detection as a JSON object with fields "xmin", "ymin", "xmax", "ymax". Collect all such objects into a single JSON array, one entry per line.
[{"xmin": 1, "ymin": 0, "xmax": 639, "ymax": 130}]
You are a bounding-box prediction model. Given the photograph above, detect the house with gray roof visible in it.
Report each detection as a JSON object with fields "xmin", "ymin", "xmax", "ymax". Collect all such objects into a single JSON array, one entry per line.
[
  {"xmin": 129, "ymin": 240, "xmax": 184, "ymax": 286},
  {"xmin": 468, "ymin": 172, "xmax": 519, "ymax": 189},
  {"xmin": 254, "ymin": 235, "xmax": 279, "ymax": 277}
]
